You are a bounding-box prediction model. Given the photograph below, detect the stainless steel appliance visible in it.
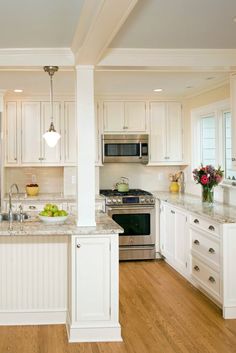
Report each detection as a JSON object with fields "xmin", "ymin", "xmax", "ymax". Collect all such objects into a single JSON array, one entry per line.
[
  {"xmin": 100, "ymin": 189, "xmax": 155, "ymax": 260},
  {"xmin": 102, "ymin": 134, "xmax": 148, "ymax": 164}
]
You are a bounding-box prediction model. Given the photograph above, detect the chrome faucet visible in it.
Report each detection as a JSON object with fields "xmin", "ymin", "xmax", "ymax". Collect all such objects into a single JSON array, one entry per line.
[{"xmin": 8, "ymin": 183, "xmax": 19, "ymax": 228}]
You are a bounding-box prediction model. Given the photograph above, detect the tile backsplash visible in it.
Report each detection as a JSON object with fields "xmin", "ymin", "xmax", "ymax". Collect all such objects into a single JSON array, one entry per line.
[{"xmin": 5, "ymin": 167, "xmax": 64, "ymax": 194}]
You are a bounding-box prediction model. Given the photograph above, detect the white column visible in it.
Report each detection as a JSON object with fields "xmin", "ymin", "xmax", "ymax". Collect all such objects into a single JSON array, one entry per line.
[
  {"xmin": 230, "ymin": 73, "xmax": 236, "ymax": 169},
  {"xmin": 76, "ymin": 66, "xmax": 96, "ymax": 226}
]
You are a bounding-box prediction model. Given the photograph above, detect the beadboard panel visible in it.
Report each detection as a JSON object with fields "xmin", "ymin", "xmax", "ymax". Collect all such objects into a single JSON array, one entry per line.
[{"xmin": 0, "ymin": 235, "xmax": 68, "ymax": 312}]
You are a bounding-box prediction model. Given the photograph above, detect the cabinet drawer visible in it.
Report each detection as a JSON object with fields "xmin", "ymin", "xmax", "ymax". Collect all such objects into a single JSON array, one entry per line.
[
  {"xmin": 191, "ymin": 228, "xmax": 220, "ymax": 267},
  {"xmin": 191, "ymin": 257, "xmax": 220, "ymax": 298},
  {"xmin": 190, "ymin": 215, "xmax": 220, "ymax": 236}
]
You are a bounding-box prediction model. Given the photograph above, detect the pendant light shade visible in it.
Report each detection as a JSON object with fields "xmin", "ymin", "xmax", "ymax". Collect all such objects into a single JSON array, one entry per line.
[{"xmin": 43, "ymin": 66, "xmax": 61, "ymax": 148}]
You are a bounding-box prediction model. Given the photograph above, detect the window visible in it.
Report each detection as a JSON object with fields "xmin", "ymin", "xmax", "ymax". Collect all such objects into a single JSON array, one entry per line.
[
  {"xmin": 200, "ymin": 115, "xmax": 216, "ymax": 166},
  {"xmin": 191, "ymin": 99, "xmax": 236, "ymax": 183},
  {"xmin": 223, "ymin": 111, "xmax": 236, "ymax": 180}
]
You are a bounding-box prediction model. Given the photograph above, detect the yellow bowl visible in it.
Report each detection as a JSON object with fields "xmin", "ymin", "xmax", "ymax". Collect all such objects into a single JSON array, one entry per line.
[{"xmin": 26, "ymin": 186, "xmax": 39, "ymax": 196}]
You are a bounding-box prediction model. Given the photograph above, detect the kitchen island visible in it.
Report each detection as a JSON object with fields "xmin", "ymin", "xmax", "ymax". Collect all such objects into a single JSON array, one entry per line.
[{"xmin": 0, "ymin": 212, "xmax": 122, "ymax": 343}]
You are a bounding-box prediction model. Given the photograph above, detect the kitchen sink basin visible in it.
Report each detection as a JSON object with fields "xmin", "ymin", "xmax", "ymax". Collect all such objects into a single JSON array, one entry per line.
[{"xmin": 0, "ymin": 213, "xmax": 30, "ymax": 222}]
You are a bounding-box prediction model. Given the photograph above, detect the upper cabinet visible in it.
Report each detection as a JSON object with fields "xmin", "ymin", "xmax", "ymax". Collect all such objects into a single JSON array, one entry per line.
[
  {"xmin": 149, "ymin": 102, "xmax": 184, "ymax": 165},
  {"xmin": 103, "ymin": 101, "xmax": 147, "ymax": 133},
  {"xmin": 5, "ymin": 102, "xmax": 18, "ymax": 165},
  {"xmin": 4, "ymin": 98, "xmax": 101, "ymax": 167}
]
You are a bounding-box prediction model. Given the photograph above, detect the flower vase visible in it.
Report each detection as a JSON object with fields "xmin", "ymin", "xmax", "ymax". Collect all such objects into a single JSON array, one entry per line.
[
  {"xmin": 202, "ymin": 187, "xmax": 214, "ymax": 205},
  {"xmin": 169, "ymin": 181, "xmax": 179, "ymax": 193}
]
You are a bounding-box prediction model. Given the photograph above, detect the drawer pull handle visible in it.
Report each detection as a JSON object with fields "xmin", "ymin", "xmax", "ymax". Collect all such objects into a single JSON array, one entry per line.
[
  {"xmin": 76, "ymin": 244, "xmax": 81, "ymax": 248},
  {"xmin": 208, "ymin": 225, "xmax": 215, "ymax": 231},
  {"xmin": 194, "ymin": 239, "xmax": 200, "ymax": 245},
  {"xmin": 194, "ymin": 265, "xmax": 200, "ymax": 272},
  {"xmin": 208, "ymin": 276, "xmax": 215, "ymax": 283},
  {"xmin": 171, "ymin": 210, "xmax": 175, "ymax": 214},
  {"xmin": 208, "ymin": 247, "xmax": 215, "ymax": 254},
  {"xmin": 29, "ymin": 206, "xmax": 36, "ymax": 210},
  {"xmin": 194, "ymin": 219, "xmax": 199, "ymax": 224}
]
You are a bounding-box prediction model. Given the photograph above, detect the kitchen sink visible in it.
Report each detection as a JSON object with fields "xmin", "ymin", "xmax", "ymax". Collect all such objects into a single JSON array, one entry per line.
[{"xmin": 0, "ymin": 213, "xmax": 30, "ymax": 222}]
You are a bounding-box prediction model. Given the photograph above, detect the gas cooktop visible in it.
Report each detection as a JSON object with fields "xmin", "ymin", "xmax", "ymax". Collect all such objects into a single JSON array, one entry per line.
[{"xmin": 100, "ymin": 189, "xmax": 152, "ymax": 197}]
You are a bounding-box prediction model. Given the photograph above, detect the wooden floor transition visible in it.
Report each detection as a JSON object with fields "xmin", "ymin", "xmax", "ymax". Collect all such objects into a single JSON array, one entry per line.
[{"xmin": 0, "ymin": 260, "xmax": 236, "ymax": 353}]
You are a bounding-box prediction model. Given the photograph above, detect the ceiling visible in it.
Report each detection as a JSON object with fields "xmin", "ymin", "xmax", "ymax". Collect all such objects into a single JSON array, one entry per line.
[
  {"xmin": 0, "ymin": 69, "xmax": 229, "ymax": 98},
  {"xmin": 0, "ymin": 0, "xmax": 84, "ymax": 48},
  {"xmin": 111, "ymin": 0, "xmax": 236, "ymax": 49},
  {"xmin": 0, "ymin": 0, "xmax": 233, "ymax": 98}
]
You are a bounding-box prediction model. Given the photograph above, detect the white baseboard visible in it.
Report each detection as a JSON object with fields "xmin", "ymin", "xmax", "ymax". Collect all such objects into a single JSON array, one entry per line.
[
  {"xmin": 223, "ymin": 306, "xmax": 236, "ymax": 319},
  {"xmin": 66, "ymin": 322, "xmax": 122, "ymax": 343},
  {"xmin": 0, "ymin": 310, "xmax": 67, "ymax": 325}
]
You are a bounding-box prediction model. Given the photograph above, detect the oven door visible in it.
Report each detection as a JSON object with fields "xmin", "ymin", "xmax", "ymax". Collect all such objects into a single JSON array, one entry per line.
[{"xmin": 107, "ymin": 206, "xmax": 155, "ymax": 246}]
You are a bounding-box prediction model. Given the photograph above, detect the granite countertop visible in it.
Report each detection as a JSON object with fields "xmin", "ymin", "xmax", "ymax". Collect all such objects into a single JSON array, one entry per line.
[
  {"xmin": 153, "ymin": 191, "xmax": 236, "ymax": 224},
  {"xmin": 3, "ymin": 193, "xmax": 105, "ymax": 202},
  {"xmin": 0, "ymin": 211, "xmax": 123, "ymax": 236}
]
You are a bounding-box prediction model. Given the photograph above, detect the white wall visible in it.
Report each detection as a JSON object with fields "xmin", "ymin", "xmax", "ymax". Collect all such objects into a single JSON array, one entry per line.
[{"xmin": 99, "ymin": 163, "xmax": 185, "ymax": 191}]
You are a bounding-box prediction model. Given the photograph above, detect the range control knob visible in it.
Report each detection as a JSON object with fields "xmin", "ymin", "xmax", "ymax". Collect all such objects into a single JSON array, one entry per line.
[
  {"xmin": 112, "ymin": 199, "xmax": 117, "ymax": 203},
  {"xmin": 117, "ymin": 198, "xmax": 122, "ymax": 203},
  {"xmin": 107, "ymin": 199, "xmax": 112, "ymax": 204},
  {"xmin": 140, "ymin": 198, "xmax": 145, "ymax": 203}
]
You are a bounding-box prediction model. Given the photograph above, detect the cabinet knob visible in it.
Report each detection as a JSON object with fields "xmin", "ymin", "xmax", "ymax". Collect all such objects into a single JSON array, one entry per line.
[
  {"xmin": 171, "ymin": 210, "xmax": 175, "ymax": 214},
  {"xmin": 208, "ymin": 276, "xmax": 215, "ymax": 283},
  {"xmin": 194, "ymin": 265, "xmax": 200, "ymax": 272},
  {"xmin": 208, "ymin": 247, "xmax": 215, "ymax": 254},
  {"xmin": 232, "ymin": 158, "xmax": 236, "ymax": 162},
  {"xmin": 14, "ymin": 157, "xmax": 17, "ymax": 161},
  {"xmin": 194, "ymin": 239, "xmax": 200, "ymax": 245},
  {"xmin": 208, "ymin": 225, "xmax": 215, "ymax": 231},
  {"xmin": 194, "ymin": 219, "xmax": 199, "ymax": 224},
  {"xmin": 76, "ymin": 244, "xmax": 81, "ymax": 248}
]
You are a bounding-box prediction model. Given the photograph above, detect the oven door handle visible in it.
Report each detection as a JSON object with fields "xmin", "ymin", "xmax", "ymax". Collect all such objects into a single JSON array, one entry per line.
[
  {"xmin": 107, "ymin": 206, "xmax": 154, "ymax": 212},
  {"xmin": 139, "ymin": 142, "xmax": 142, "ymax": 159}
]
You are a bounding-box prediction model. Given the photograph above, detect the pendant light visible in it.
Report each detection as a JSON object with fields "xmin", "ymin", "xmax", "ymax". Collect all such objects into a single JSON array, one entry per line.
[{"xmin": 43, "ymin": 66, "xmax": 61, "ymax": 148}]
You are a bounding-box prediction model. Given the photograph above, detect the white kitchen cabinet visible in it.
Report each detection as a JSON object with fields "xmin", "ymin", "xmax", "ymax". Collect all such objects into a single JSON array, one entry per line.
[
  {"xmin": 149, "ymin": 102, "xmax": 183, "ymax": 165},
  {"xmin": 74, "ymin": 237, "xmax": 111, "ymax": 322},
  {"xmin": 21, "ymin": 101, "xmax": 61, "ymax": 165},
  {"xmin": 21, "ymin": 101, "xmax": 41, "ymax": 164},
  {"xmin": 160, "ymin": 202, "xmax": 189, "ymax": 277},
  {"xmin": 68, "ymin": 234, "xmax": 121, "ymax": 342},
  {"xmin": 103, "ymin": 101, "xmax": 147, "ymax": 133},
  {"xmin": 64, "ymin": 101, "xmax": 76, "ymax": 165},
  {"xmin": 5, "ymin": 101, "xmax": 19, "ymax": 165}
]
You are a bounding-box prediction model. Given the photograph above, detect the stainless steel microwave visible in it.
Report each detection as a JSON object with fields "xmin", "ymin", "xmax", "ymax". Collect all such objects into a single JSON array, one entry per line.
[{"xmin": 102, "ymin": 134, "xmax": 149, "ymax": 164}]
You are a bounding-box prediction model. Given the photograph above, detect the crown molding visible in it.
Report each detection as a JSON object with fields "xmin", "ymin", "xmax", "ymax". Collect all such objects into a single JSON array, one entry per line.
[
  {"xmin": 98, "ymin": 48, "xmax": 236, "ymax": 70},
  {"xmin": 0, "ymin": 48, "xmax": 74, "ymax": 67},
  {"xmin": 183, "ymin": 79, "xmax": 229, "ymax": 100}
]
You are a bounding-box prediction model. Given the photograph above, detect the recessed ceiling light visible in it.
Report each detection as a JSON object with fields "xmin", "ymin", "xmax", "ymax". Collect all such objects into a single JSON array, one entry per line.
[
  {"xmin": 153, "ymin": 88, "xmax": 163, "ymax": 92},
  {"xmin": 14, "ymin": 89, "xmax": 23, "ymax": 93},
  {"xmin": 233, "ymin": 16, "xmax": 236, "ymax": 23},
  {"xmin": 186, "ymin": 86, "xmax": 193, "ymax": 89},
  {"xmin": 206, "ymin": 77, "xmax": 215, "ymax": 80}
]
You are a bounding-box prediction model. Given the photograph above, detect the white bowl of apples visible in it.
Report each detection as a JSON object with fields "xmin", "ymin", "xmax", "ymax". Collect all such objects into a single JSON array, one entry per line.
[{"xmin": 38, "ymin": 204, "xmax": 69, "ymax": 224}]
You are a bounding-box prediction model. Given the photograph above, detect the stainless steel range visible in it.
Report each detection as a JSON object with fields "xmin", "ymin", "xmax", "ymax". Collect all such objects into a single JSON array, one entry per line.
[{"xmin": 100, "ymin": 189, "xmax": 156, "ymax": 261}]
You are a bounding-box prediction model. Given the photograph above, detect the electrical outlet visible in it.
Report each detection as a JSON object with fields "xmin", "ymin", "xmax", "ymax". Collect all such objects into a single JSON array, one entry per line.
[{"xmin": 71, "ymin": 176, "xmax": 76, "ymax": 184}]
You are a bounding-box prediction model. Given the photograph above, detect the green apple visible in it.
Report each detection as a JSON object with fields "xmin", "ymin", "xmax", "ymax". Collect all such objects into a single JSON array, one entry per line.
[
  {"xmin": 51, "ymin": 205, "xmax": 58, "ymax": 213},
  {"xmin": 44, "ymin": 203, "xmax": 52, "ymax": 211}
]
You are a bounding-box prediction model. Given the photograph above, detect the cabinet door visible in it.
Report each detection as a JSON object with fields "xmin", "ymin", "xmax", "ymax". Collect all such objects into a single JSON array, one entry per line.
[
  {"xmin": 41, "ymin": 102, "xmax": 61, "ymax": 164},
  {"xmin": 125, "ymin": 102, "xmax": 147, "ymax": 132},
  {"xmin": 75, "ymin": 237, "xmax": 110, "ymax": 322},
  {"xmin": 166, "ymin": 102, "xmax": 183, "ymax": 162},
  {"xmin": 103, "ymin": 101, "xmax": 124, "ymax": 132},
  {"xmin": 161, "ymin": 204, "xmax": 175, "ymax": 262},
  {"xmin": 174, "ymin": 209, "xmax": 188, "ymax": 274},
  {"xmin": 21, "ymin": 102, "xmax": 41, "ymax": 164},
  {"xmin": 64, "ymin": 102, "xmax": 76, "ymax": 164},
  {"xmin": 5, "ymin": 101, "xmax": 18, "ymax": 165},
  {"xmin": 149, "ymin": 102, "xmax": 166, "ymax": 162}
]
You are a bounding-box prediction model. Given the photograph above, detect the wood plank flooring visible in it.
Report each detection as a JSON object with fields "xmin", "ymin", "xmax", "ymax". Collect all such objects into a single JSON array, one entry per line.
[{"xmin": 0, "ymin": 260, "xmax": 236, "ymax": 353}]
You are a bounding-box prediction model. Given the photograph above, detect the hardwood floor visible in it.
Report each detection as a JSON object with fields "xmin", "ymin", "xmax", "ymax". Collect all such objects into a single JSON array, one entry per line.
[{"xmin": 0, "ymin": 260, "xmax": 236, "ymax": 353}]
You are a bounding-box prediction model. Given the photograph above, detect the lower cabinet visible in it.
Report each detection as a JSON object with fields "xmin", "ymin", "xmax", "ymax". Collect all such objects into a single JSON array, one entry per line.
[
  {"xmin": 74, "ymin": 237, "xmax": 111, "ymax": 322},
  {"xmin": 160, "ymin": 202, "xmax": 189, "ymax": 277},
  {"xmin": 67, "ymin": 234, "xmax": 121, "ymax": 342},
  {"xmin": 160, "ymin": 200, "xmax": 236, "ymax": 319}
]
